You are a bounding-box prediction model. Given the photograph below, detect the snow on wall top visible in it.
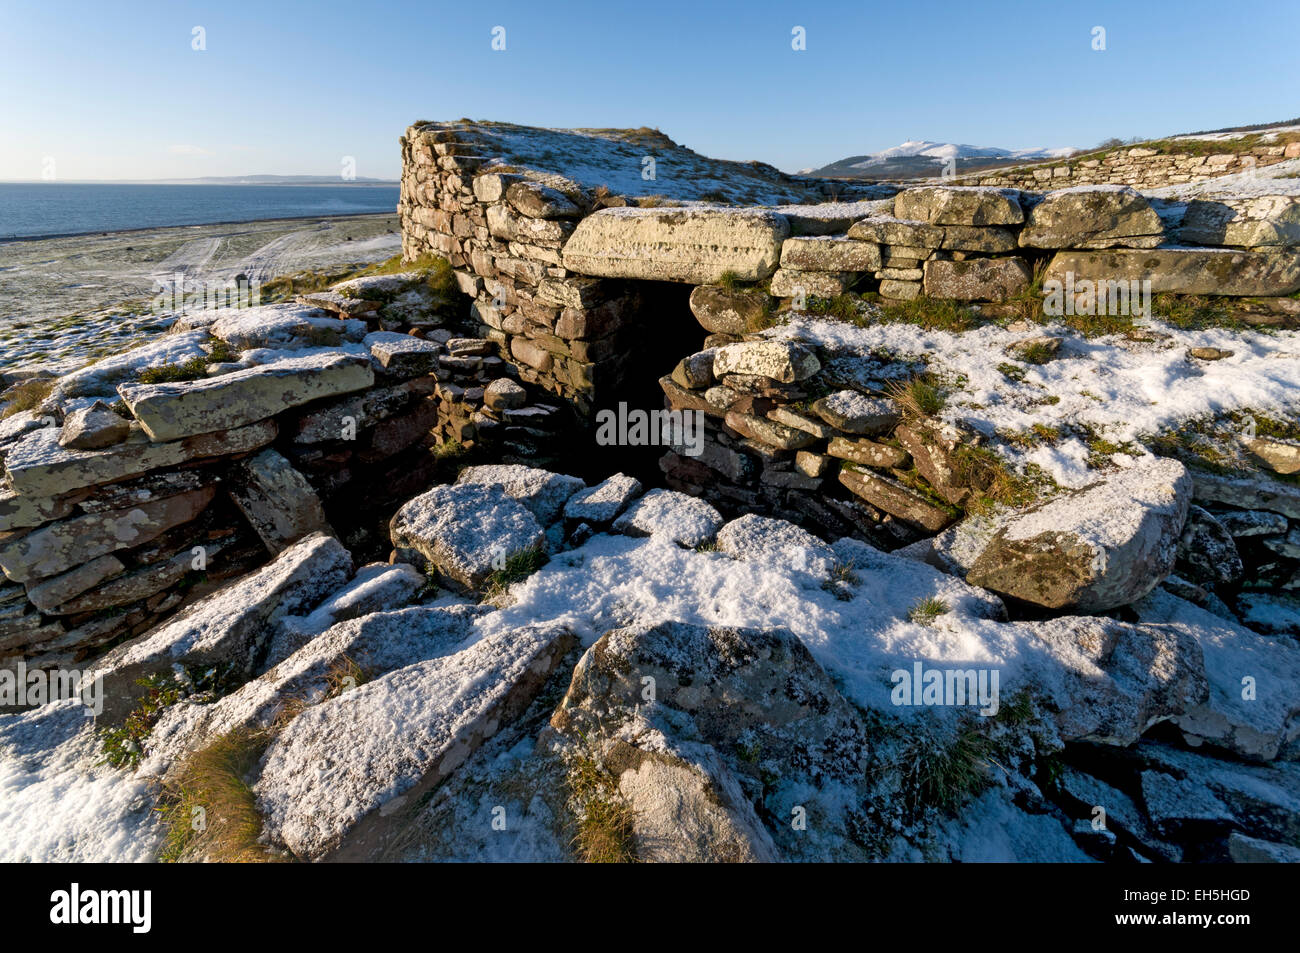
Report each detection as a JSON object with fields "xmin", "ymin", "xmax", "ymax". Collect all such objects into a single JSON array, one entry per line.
[{"xmin": 408, "ymin": 120, "xmax": 894, "ymax": 206}]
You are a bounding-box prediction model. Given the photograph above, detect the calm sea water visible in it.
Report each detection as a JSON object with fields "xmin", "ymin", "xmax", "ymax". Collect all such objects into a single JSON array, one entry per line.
[{"xmin": 0, "ymin": 182, "xmax": 400, "ymax": 240}]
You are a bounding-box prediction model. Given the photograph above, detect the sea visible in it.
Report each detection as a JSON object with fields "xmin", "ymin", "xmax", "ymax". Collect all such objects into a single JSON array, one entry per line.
[{"xmin": 0, "ymin": 182, "xmax": 400, "ymax": 240}]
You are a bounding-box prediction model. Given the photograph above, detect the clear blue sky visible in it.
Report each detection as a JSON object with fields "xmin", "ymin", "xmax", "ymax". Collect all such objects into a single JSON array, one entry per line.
[{"xmin": 2, "ymin": 0, "xmax": 1295, "ymax": 181}]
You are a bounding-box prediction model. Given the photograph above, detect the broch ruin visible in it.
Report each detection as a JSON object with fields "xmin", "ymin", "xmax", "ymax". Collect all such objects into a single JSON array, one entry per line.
[{"xmin": 1, "ymin": 118, "xmax": 1299, "ymax": 863}]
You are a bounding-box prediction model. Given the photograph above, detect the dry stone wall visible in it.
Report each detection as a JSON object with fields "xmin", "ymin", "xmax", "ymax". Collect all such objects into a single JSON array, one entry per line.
[
  {"xmin": 0, "ymin": 280, "xmax": 572, "ymax": 674},
  {"xmin": 951, "ymin": 140, "xmax": 1300, "ymax": 191}
]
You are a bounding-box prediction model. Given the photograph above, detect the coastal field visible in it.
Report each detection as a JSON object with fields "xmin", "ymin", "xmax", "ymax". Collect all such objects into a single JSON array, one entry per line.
[{"xmin": 0, "ymin": 212, "xmax": 400, "ymax": 373}]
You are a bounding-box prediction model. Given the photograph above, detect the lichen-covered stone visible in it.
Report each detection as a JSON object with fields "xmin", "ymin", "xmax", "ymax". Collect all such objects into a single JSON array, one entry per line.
[{"xmin": 562, "ymin": 207, "xmax": 790, "ymax": 283}]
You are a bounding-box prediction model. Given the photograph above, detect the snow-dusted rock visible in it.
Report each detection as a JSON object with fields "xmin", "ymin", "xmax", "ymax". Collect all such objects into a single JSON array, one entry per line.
[
  {"xmin": 1175, "ymin": 505, "xmax": 1243, "ymax": 586},
  {"xmin": 715, "ymin": 513, "xmax": 836, "ymax": 578},
  {"xmin": 364, "ymin": 331, "xmax": 443, "ymax": 377},
  {"xmin": 118, "ymin": 351, "xmax": 374, "ymax": 442},
  {"xmin": 255, "ymin": 622, "xmax": 576, "ymax": 861},
  {"xmin": 611, "ymin": 488, "xmax": 723, "ymax": 547},
  {"xmin": 712, "ymin": 341, "xmax": 820, "ymax": 384},
  {"xmin": 483, "ymin": 378, "xmax": 526, "ymax": 411},
  {"xmin": 1136, "ymin": 743, "xmax": 1300, "ymax": 845},
  {"xmin": 550, "ymin": 620, "xmax": 872, "ymax": 862},
  {"xmin": 1055, "ymin": 765, "xmax": 1178, "ymax": 861},
  {"xmin": 1019, "ymin": 185, "xmax": 1164, "ymax": 249},
  {"xmin": 562, "ymin": 473, "xmax": 642, "ymax": 524},
  {"xmin": 267, "ymin": 562, "xmax": 427, "ymax": 667},
  {"xmin": 810, "ymin": 391, "xmax": 899, "ymax": 435},
  {"xmin": 52, "ymin": 330, "xmax": 211, "ymax": 399},
  {"xmin": 967, "ymin": 457, "xmax": 1191, "ymax": 611},
  {"xmin": 1180, "ymin": 194, "xmax": 1300, "ymax": 249},
  {"xmin": 227, "ymin": 448, "xmax": 333, "ymax": 555},
  {"xmin": 1135, "ymin": 588, "xmax": 1300, "ymax": 761},
  {"xmin": 1022, "ymin": 614, "xmax": 1207, "ymax": 746},
  {"xmin": 455, "ymin": 464, "xmax": 584, "ymax": 525},
  {"xmin": 562, "ymin": 207, "xmax": 790, "ymax": 283},
  {"xmin": 142, "ymin": 604, "xmax": 488, "ymax": 780},
  {"xmin": 2, "ymin": 419, "xmax": 276, "ymax": 498},
  {"xmin": 389, "ymin": 483, "xmax": 544, "ymax": 591},
  {"xmin": 210, "ymin": 304, "xmax": 367, "ymax": 350},
  {"xmin": 688, "ymin": 285, "xmax": 776, "ymax": 336},
  {"xmin": 89, "ymin": 533, "xmax": 352, "ymax": 722}
]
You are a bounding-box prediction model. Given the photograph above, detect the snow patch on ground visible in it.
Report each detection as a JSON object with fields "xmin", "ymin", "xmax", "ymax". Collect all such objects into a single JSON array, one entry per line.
[{"xmin": 770, "ymin": 315, "xmax": 1300, "ymax": 488}]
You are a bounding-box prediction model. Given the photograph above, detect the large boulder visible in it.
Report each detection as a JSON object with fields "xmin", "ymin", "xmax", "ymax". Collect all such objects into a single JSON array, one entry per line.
[
  {"xmin": 1179, "ymin": 194, "xmax": 1300, "ymax": 249},
  {"xmin": 255, "ymin": 622, "xmax": 576, "ymax": 861},
  {"xmin": 561, "ymin": 207, "xmax": 790, "ymax": 283},
  {"xmin": 611, "ymin": 488, "xmax": 723, "ymax": 548},
  {"xmin": 455, "ymin": 464, "xmax": 585, "ymax": 525},
  {"xmin": 967, "ymin": 458, "xmax": 1191, "ymax": 611},
  {"xmin": 549, "ymin": 621, "xmax": 875, "ymax": 862},
  {"xmin": 389, "ymin": 483, "xmax": 544, "ymax": 591},
  {"xmin": 118, "ymin": 351, "xmax": 374, "ymax": 442},
  {"xmin": 1019, "ymin": 185, "xmax": 1164, "ymax": 249},
  {"xmin": 1043, "ymin": 247, "xmax": 1300, "ymax": 296},
  {"xmin": 687, "ymin": 285, "xmax": 776, "ymax": 336},
  {"xmin": 894, "ymin": 186, "xmax": 1025, "ymax": 226}
]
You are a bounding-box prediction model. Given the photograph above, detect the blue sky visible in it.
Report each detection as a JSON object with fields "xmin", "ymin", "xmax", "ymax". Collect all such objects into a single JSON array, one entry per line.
[{"xmin": 1, "ymin": 0, "xmax": 1295, "ymax": 181}]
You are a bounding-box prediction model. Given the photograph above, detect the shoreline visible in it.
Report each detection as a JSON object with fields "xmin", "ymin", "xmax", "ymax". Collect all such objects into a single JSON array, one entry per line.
[{"xmin": 0, "ymin": 209, "xmax": 399, "ymax": 246}]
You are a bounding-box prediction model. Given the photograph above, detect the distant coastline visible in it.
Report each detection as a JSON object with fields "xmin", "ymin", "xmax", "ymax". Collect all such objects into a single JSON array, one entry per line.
[
  {"xmin": 0, "ymin": 181, "xmax": 400, "ymax": 241},
  {"xmin": 0, "ymin": 209, "xmax": 397, "ymax": 245}
]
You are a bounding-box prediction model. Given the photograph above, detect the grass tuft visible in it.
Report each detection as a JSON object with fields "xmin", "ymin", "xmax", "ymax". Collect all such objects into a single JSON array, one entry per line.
[
  {"xmin": 567, "ymin": 755, "xmax": 637, "ymax": 863},
  {"xmin": 485, "ymin": 546, "xmax": 548, "ymax": 598},
  {"xmin": 157, "ymin": 728, "xmax": 279, "ymax": 863},
  {"xmin": 907, "ymin": 596, "xmax": 950, "ymax": 626},
  {"xmin": 886, "ymin": 375, "xmax": 947, "ymax": 419},
  {"xmin": 0, "ymin": 377, "xmax": 55, "ymax": 419}
]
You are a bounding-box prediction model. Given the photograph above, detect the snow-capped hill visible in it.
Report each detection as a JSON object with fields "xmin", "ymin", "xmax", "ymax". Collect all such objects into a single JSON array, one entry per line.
[{"xmin": 814, "ymin": 141, "xmax": 1077, "ymax": 180}]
